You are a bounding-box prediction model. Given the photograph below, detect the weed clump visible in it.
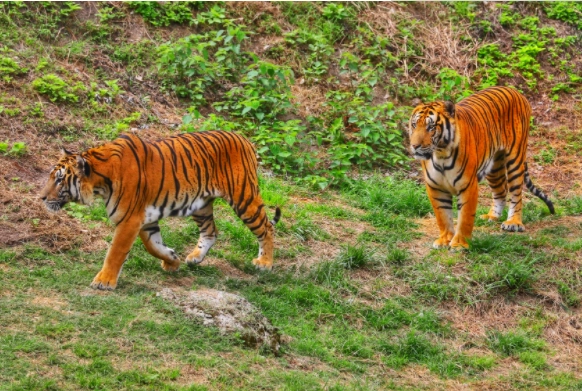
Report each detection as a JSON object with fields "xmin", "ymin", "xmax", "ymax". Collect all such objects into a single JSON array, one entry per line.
[
  {"xmin": 337, "ymin": 243, "xmax": 373, "ymax": 269},
  {"xmin": 32, "ymin": 74, "xmax": 83, "ymax": 103},
  {"xmin": 487, "ymin": 330, "xmax": 546, "ymax": 356}
]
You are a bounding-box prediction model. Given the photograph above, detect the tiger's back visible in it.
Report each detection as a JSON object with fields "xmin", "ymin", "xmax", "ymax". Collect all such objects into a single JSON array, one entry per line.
[
  {"xmin": 96, "ymin": 131, "xmax": 263, "ymax": 225},
  {"xmin": 456, "ymin": 86, "xmax": 531, "ymax": 170}
]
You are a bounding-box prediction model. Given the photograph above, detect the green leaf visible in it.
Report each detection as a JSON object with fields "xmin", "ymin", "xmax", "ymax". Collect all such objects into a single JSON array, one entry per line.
[{"xmin": 284, "ymin": 135, "xmax": 296, "ymax": 146}]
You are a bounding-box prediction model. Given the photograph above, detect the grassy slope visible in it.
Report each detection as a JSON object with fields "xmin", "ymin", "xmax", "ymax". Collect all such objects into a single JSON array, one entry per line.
[{"xmin": 1, "ymin": 2, "xmax": 582, "ymax": 390}]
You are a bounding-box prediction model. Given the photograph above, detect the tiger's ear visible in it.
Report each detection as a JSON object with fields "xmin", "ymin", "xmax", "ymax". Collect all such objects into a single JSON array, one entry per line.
[
  {"xmin": 76, "ymin": 155, "xmax": 91, "ymax": 177},
  {"xmin": 411, "ymin": 98, "xmax": 422, "ymax": 107},
  {"xmin": 61, "ymin": 147, "xmax": 75, "ymax": 157},
  {"xmin": 444, "ymin": 101, "xmax": 455, "ymax": 116}
]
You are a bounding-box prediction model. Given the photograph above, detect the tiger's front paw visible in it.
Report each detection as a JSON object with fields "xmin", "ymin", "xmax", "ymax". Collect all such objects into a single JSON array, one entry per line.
[
  {"xmin": 480, "ymin": 213, "xmax": 499, "ymax": 221},
  {"xmin": 185, "ymin": 249, "xmax": 205, "ymax": 266},
  {"xmin": 253, "ymin": 257, "xmax": 273, "ymax": 271},
  {"xmin": 501, "ymin": 218, "xmax": 525, "ymax": 232},
  {"xmin": 90, "ymin": 271, "xmax": 117, "ymax": 291},
  {"xmin": 161, "ymin": 259, "xmax": 181, "ymax": 272},
  {"xmin": 432, "ymin": 232, "xmax": 455, "ymax": 249},
  {"xmin": 449, "ymin": 235, "xmax": 469, "ymax": 251},
  {"xmin": 432, "ymin": 238, "xmax": 450, "ymax": 249}
]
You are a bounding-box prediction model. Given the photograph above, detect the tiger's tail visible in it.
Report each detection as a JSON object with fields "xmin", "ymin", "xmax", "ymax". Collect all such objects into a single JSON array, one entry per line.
[
  {"xmin": 524, "ymin": 163, "xmax": 555, "ymax": 214},
  {"xmin": 271, "ymin": 207, "xmax": 282, "ymax": 226}
]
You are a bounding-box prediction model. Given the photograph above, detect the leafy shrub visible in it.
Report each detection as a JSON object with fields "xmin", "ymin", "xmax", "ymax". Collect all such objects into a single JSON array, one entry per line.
[
  {"xmin": 499, "ymin": 5, "xmax": 516, "ymax": 28},
  {"xmin": 252, "ymin": 120, "xmax": 318, "ymax": 178},
  {"xmin": 89, "ymin": 80, "xmax": 124, "ymax": 103},
  {"xmin": 95, "ymin": 112, "xmax": 141, "ymax": 139},
  {"xmin": 215, "ymin": 61, "xmax": 294, "ymax": 121},
  {"xmin": 533, "ymin": 147, "xmax": 557, "ymax": 165},
  {"xmin": 544, "ymin": 2, "xmax": 582, "ymax": 30},
  {"xmin": 436, "ymin": 68, "xmax": 472, "ymax": 101},
  {"xmin": 129, "ymin": 2, "xmax": 196, "ymax": 27},
  {"xmin": 0, "ymin": 57, "xmax": 28, "ymax": 80},
  {"xmin": 322, "ymin": 3, "xmax": 353, "ymax": 22},
  {"xmin": 64, "ymin": 201, "xmax": 108, "ymax": 222},
  {"xmin": 475, "ymin": 44, "xmax": 513, "ymax": 88},
  {"xmin": 284, "ymin": 29, "xmax": 333, "ymax": 83},
  {"xmin": 322, "ymin": 90, "xmax": 408, "ymax": 176},
  {"xmin": 157, "ymin": 25, "xmax": 248, "ymax": 104},
  {"xmin": 32, "ymin": 74, "xmax": 82, "ymax": 103},
  {"xmin": 0, "ymin": 141, "xmax": 27, "ymax": 157}
]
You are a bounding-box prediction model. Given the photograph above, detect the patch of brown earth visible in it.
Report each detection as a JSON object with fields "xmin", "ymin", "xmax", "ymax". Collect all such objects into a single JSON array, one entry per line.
[
  {"xmin": 284, "ymin": 214, "xmax": 372, "ymax": 270},
  {"xmin": 30, "ymin": 295, "xmax": 68, "ymax": 311},
  {"xmin": 0, "ymin": 163, "xmax": 109, "ymax": 252},
  {"xmin": 291, "ymin": 84, "xmax": 328, "ymax": 118},
  {"xmin": 443, "ymin": 299, "xmax": 524, "ymax": 338},
  {"xmin": 351, "ymin": 268, "xmax": 412, "ymax": 304},
  {"xmin": 284, "ymin": 239, "xmax": 340, "ymax": 271},
  {"xmin": 204, "ymin": 257, "xmax": 253, "ymax": 280}
]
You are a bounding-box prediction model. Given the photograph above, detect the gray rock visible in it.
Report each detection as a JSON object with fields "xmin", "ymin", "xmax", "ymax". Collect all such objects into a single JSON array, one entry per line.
[{"xmin": 157, "ymin": 288, "xmax": 281, "ymax": 354}]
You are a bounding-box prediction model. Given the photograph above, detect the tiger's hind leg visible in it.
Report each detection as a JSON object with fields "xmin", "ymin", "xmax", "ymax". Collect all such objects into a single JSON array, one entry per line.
[
  {"xmin": 481, "ymin": 152, "xmax": 507, "ymax": 221},
  {"xmin": 234, "ymin": 195, "xmax": 276, "ymax": 270},
  {"xmin": 501, "ymin": 160, "xmax": 526, "ymax": 232},
  {"xmin": 185, "ymin": 199, "xmax": 217, "ymax": 265},
  {"xmin": 140, "ymin": 223, "xmax": 181, "ymax": 271}
]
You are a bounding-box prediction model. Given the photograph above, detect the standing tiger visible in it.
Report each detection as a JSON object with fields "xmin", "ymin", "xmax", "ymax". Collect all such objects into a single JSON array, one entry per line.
[
  {"xmin": 40, "ymin": 131, "xmax": 281, "ymax": 290},
  {"xmin": 409, "ymin": 86, "xmax": 554, "ymax": 249}
]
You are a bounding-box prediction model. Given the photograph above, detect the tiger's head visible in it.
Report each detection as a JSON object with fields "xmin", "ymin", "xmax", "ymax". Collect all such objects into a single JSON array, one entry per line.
[
  {"xmin": 40, "ymin": 149, "xmax": 95, "ymax": 212},
  {"xmin": 409, "ymin": 100, "xmax": 456, "ymax": 160}
]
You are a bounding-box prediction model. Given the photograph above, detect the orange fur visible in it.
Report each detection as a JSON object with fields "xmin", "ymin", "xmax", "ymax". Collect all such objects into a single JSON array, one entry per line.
[
  {"xmin": 408, "ymin": 87, "xmax": 554, "ymax": 249},
  {"xmin": 40, "ymin": 131, "xmax": 281, "ymax": 290}
]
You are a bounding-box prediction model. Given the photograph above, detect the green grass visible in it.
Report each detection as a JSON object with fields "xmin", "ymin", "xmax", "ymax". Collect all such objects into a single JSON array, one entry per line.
[
  {"xmin": 336, "ymin": 243, "xmax": 375, "ymax": 269},
  {"xmin": 345, "ymin": 175, "xmax": 432, "ymax": 218},
  {"xmin": 3, "ymin": 170, "xmax": 582, "ymax": 389},
  {"xmin": 486, "ymin": 330, "xmax": 546, "ymax": 357}
]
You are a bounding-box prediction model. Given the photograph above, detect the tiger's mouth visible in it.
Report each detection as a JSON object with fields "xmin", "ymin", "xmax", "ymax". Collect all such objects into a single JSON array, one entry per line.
[
  {"xmin": 44, "ymin": 200, "xmax": 67, "ymax": 213},
  {"xmin": 413, "ymin": 149, "xmax": 434, "ymax": 160}
]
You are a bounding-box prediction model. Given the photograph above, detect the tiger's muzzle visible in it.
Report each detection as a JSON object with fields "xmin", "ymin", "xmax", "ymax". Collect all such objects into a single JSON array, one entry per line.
[
  {"xmin": 411, "ymin": 145, "xmax": 434, "ymax": 160},
  {"xmin": 42, "ymin": 199, "xmax": 67, "ymax": 213}
]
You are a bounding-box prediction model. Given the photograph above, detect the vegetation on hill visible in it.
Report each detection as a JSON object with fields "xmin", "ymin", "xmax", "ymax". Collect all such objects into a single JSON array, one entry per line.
[
  {"xmin": 1, "ymin": 1, "xmax": 581, "ymax": 186},
  {"xmin": 1, "ymin": 2, "xmax": 582, "ymax": 390}
]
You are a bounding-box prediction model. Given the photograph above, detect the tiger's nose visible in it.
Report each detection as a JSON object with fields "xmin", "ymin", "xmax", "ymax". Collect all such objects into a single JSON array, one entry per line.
[{"xmin": 411, "ymin": 144, "xmax": 421, "ymax": 150}]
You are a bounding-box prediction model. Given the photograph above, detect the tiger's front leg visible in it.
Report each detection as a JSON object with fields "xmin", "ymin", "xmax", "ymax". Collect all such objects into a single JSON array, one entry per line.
[
  {"xmin": 426, "ymin": 185, "xmax": 455, "ymax": 248},
  {"xmin": 140, "ymin": 222, "xmax": 181, "ymax": 272},
  {"xmin": 450, "ymin": 182, "xmax": 479, "ymax": 249},
  {"xmin": 91, "ymin": 218, "xmax": 141, "ymax": 290}
]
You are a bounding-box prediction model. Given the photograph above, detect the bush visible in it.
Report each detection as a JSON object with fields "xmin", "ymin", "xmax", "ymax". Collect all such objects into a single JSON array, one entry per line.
[
  {"xmin": 32, "ymin": 74, "xmax": 82, "ymax": 103},
  {"xmin": 128, "ymin": 2, "xmax": 196, "ymax": 26},
  {"xmin": 0, "ymin": 57, "xmax": 28, "ymax": 80}
]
